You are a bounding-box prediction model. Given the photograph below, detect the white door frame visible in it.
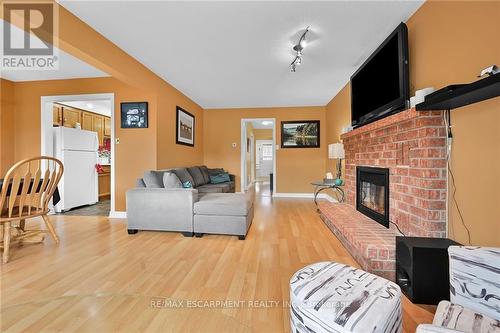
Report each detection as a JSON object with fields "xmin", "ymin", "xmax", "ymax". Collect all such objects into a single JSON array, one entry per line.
[
  {"xmin": 40, "ymin": 93, "xmax": 116, "ymax": 215},
  {"xmin": 240, "ymin": 118, "xmax": 276, "ymax": 192}
]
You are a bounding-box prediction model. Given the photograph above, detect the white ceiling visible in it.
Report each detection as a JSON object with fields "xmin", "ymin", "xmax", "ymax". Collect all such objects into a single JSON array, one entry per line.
[
  {"xmin": 251, "ymin": 120, "xmax": 274, "ymax": 130},
  {"xmin": 0, "ymin": 20, "xmax": 109, "ymax": 82},
  {"xmin": 59, "ymin": 100, "xmax": 112, "ymax": 117},
  {"xmin": 59, "ymin": 1, "xmax": 423, "ymax": 109}
]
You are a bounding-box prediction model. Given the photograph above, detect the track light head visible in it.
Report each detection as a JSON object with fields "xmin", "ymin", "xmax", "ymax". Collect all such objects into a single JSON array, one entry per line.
[{"xmin": 290, "ymin": 26, "xmax": 309, "ymax": 73}]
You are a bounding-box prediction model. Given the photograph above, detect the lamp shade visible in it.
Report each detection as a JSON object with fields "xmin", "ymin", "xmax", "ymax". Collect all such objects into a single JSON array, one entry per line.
[{"xmin": 328, "ymin": 143, "xmax": 345, "ymax": 159}]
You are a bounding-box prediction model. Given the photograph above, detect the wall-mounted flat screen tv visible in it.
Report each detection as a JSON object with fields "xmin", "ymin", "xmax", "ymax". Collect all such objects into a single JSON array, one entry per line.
[{"xmin": 351, "ymin": 22, "xmax": 409, "ymax": 128}]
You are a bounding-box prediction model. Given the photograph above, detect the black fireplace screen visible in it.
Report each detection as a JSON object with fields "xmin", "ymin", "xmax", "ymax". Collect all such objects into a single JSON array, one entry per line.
[{"xmin": 356, "ymin": 166, "xmax": 390, "ymax": 228}]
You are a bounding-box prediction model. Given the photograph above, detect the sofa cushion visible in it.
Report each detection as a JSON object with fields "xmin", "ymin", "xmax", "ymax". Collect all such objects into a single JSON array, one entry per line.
[
  {"xmin": 199, "ymin": 166, "xmax": 210, "ymax": 184},
  {"xmin": 201, "ymin": 183, "xmax": 232, "ymax": 192},
  {"xmin": 163, "ymin": 172, "xmax": 182, "ymax": 188},
  {"xmin": 197, "ymin": 184, "xmax": 224, "ymax": 193},
  {"xmin": 187, "ymin": 167, "xmax": 206, "ymax": 187},
  {"xmin": 194, "ymin": 193, "xmax": 251, "ymax": 216},
  {"xmin": 172, "ymin": 168, "xmax": 194, "ymax": 186},
  {"xmin": 143, "ymin": 170, "xmax": 166, "ymax": 188},
  {"xmin": 136, "ymin": 178, "xmax": 146, "ymax": 188}
]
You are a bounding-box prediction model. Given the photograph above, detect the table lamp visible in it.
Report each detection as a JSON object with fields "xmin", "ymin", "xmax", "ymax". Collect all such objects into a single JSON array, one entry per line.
[{"xmin": 328, "ymin": 143, "xmax": 345, "ymax": 180}]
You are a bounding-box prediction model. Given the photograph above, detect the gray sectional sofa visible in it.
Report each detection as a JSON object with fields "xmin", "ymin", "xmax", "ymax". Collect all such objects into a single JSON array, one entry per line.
[{"xmin": 126, "ymin": 166, "xmax": 254, "ymax": 239}]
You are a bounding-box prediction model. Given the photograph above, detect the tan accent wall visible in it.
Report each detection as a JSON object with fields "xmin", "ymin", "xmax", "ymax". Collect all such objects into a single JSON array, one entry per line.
[
  {"xmin": 325, "ymin": 1, "xmax": 500, "ymax": 246},
  {"xmin": 204, "ymin": 107, "xmax": 325, "ymax": 193},
  {"xmin": 0, "ymin": 79, "xmax": 16, "ymax": 175}
]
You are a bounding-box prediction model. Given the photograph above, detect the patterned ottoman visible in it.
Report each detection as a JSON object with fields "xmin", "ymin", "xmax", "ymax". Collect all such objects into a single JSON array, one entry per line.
[{"xmin": 290, "ymin": 262, "xmax": 402, "ymax": 333}]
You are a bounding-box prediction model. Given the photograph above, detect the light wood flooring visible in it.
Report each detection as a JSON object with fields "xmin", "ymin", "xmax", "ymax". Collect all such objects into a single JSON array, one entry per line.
[{"xmin": 0, "ymin": 194, "xmax": 434, "ymax": 332}]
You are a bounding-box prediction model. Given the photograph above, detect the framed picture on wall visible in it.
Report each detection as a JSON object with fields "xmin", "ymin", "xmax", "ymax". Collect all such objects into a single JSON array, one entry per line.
[
  {"xmin": 120, "ymin": 102, "xmax": 148, "ymax": 128},
  {"xmin": 176, "ymin": 106, "xmax": 195, "ymax": 147},
  {"xmin": 281, "ymin": 120, "xmax": 320, "ymax": 148}
]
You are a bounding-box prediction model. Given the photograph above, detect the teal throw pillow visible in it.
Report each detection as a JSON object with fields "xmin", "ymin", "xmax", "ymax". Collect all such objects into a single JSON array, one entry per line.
[
  {"xmin": 210, "ymin": 172, "xmax": 230, "ymax": 184},
  {"xmin": 182, "ymin": 181, "xmax": 193, "ymax": 188}
]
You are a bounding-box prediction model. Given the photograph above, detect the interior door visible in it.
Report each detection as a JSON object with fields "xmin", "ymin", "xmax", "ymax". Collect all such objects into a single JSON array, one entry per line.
[{"xmin": 256, "ymin": 140, "xmax": 273, "ymax": 179}]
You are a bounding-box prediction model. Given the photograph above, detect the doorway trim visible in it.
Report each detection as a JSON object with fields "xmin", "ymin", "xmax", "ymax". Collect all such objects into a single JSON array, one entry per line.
[
  {"xmin": 40, "ymin": 93, "xmax": 116, "ymax": 215},
  {"xmin": 240, "ymin": 118, "xmax": 276, "ymax": 193}
]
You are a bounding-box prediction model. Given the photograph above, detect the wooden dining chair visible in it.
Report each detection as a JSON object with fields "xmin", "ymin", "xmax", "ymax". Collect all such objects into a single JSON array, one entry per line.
[{"xmin": 0, "ymin": 157, "xmax": 64, "ymax": 263}]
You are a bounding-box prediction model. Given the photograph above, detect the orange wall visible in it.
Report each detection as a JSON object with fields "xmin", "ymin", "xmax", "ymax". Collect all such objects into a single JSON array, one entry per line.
[
  {"xmin": 1, "ymin": 2, "xmax": 205, "ymax": 211},
  {"xmin": 156, "ymin": 92, "xmax": 204, "ymax": 169},
  {"xmin": 325, "ymin": 1, "xmax": 500, "ymax": 246},
  {"xmin": 0, "ymin": 79, "xmax": 16, "ymax": 175},
  {"xmin": 325, "ymin": 84, "xmax": 350, "ymax": 177},
  {"xmin": 204, "ymin": 107, "xmax": 326, "ymax": 193},
  {"xmin": 6, "ymin": 77, "xmax": 156, "ymax": 211}
]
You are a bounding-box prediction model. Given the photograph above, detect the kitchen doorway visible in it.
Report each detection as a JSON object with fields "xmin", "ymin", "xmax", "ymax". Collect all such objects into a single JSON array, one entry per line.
[{"xmin": 40, "ymin": 93, "xmax": 115, "ymax": 217}]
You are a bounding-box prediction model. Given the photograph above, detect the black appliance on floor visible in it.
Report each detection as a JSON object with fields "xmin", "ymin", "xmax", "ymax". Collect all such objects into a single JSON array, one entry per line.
[
  {"xmin": 396, "ymin": 236, "xmax": 461, "ymax": 305},
  {"xmin": 269, "ymin": 173, "xmax": 273, "ymax": 194}
]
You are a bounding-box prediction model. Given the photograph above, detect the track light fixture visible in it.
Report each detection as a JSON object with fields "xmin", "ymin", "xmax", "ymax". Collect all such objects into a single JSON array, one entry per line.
[{"xmin": 290, "ymin": 26, "xmax": 309, "ymax": 72}]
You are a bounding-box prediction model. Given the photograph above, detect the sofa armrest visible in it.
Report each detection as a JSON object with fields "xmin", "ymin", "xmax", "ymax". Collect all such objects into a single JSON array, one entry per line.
[
  {"xmin": 229, "ymin": 174, "xmax": 236, "ymax": 182},
  {"xmin": 448, "ymin": 246, "xmax": 500, "ymax": 321},
  {"xmin": 126, "ymin": 188, "xmax": 198, "ymax": 232}
]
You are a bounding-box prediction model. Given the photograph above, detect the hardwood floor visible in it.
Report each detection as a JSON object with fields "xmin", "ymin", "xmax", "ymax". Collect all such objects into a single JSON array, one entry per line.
[{"xmin": 0, "ymin": 194, "xmax": 434, "ymax": 332}]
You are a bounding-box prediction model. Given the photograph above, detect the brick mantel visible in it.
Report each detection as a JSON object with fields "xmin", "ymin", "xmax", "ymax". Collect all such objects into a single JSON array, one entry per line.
[{"xmin": 341, "ymin": 108, "xmax": 447, "ymax": 237}]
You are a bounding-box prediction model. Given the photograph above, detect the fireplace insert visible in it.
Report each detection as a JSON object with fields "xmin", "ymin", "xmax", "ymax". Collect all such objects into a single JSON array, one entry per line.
[{"xmin": 356, "ymin": 166, "xmax": 390, "ymax": 228}]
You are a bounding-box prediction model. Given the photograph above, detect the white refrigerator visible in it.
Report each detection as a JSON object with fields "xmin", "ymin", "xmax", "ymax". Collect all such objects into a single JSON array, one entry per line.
[{"xmin": 54, "ymin": 127, "xmax": 99, "ymax": 212}]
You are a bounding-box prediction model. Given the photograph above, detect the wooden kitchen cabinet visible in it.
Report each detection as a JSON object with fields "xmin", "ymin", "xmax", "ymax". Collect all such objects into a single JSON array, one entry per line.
[
  {"xmin": 53, "ymin": 104, "xmax": 110, "ymax": 146},
  {"xmin": 104, "ymin": 117, "xmax": 111, "ymax": 136},
  {"xmin": 93, "ymin": 114, "xmax": 104, "ymax": 145},
  {"xmin": 62, "ymin": 107, "xmax": 81, "ymax": 128},
  {"xmin": 98, "ymin": 165, "xmax": 111, "ymax": 200},
  {"xmin": 53, "ymin": 105, "xmax": 63, "ymax": 126},
  {"xmin": 81, "ymin": 112, "xmax": 94, "ymax": 131}
]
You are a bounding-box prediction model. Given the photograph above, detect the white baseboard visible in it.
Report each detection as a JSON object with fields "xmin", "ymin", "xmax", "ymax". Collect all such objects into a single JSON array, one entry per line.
[
  {"xmin": 109, "ymin": 211, "xmax": 127, "ymax": 219},
  {"xmin": 272, "ymin": 192, "xmax": 338, "ymax": 203}
]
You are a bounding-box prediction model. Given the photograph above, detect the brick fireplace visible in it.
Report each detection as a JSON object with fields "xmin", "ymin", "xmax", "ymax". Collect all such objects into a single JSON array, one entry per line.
[{"xmin": 319, "ymin": 108, "xmax": 447, "ymax": 279}]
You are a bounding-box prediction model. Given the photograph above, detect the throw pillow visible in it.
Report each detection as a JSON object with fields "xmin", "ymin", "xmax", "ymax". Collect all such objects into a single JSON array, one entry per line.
[
  {"xmin": 163, "ymin": 172, "xmax": 182, "ymax": 188},
  {"xmin": 199, "ymin": 165, "xmax": 210, "ymax": 184},
  {"xmin": 187, "ymin": 167, "xmax": 206, "ymax": 187},
  {"xmin": 143, "ymin": 170, "xmax": 165, "ymax": 188},
  {"xmin": 210, "ymin": 172, "xmax": 230, "ymax": 184},
  {"xmin": 208, "ymin": 168, "xmax": 225, "ymax": 177},
  {"xmin": 182, "ymin": 181, "xmax": 193, "ymax": 188},
  {"xmin": 172, "ymin": 168, "xmax": 195, "ymax": 186}
]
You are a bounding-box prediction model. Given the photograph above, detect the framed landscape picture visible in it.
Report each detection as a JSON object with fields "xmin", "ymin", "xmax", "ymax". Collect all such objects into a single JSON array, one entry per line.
[
  {"xmin": 120, "ymin": 102, "xmax": 148, "ymax": 128},
  {"xmin": 176, "ymin": 106, "xmax": 195, "ymax": 147},
  {"xmin": 281, "ymin": 120, "xmax": 320, "ymax": 148}
]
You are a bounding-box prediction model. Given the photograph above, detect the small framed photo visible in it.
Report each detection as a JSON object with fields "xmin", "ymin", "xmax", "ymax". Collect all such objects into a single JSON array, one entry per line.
[
  {"xmin": 281, "ymin": 120, "xmax": 320, "ymax": 148},
  {"xmin": 176, "ymin": 106, "xmax": 195, "ymax": 147},
  {"xmin": 121, "ymin": 102, "xmax": 148, "ymax": 128}
]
